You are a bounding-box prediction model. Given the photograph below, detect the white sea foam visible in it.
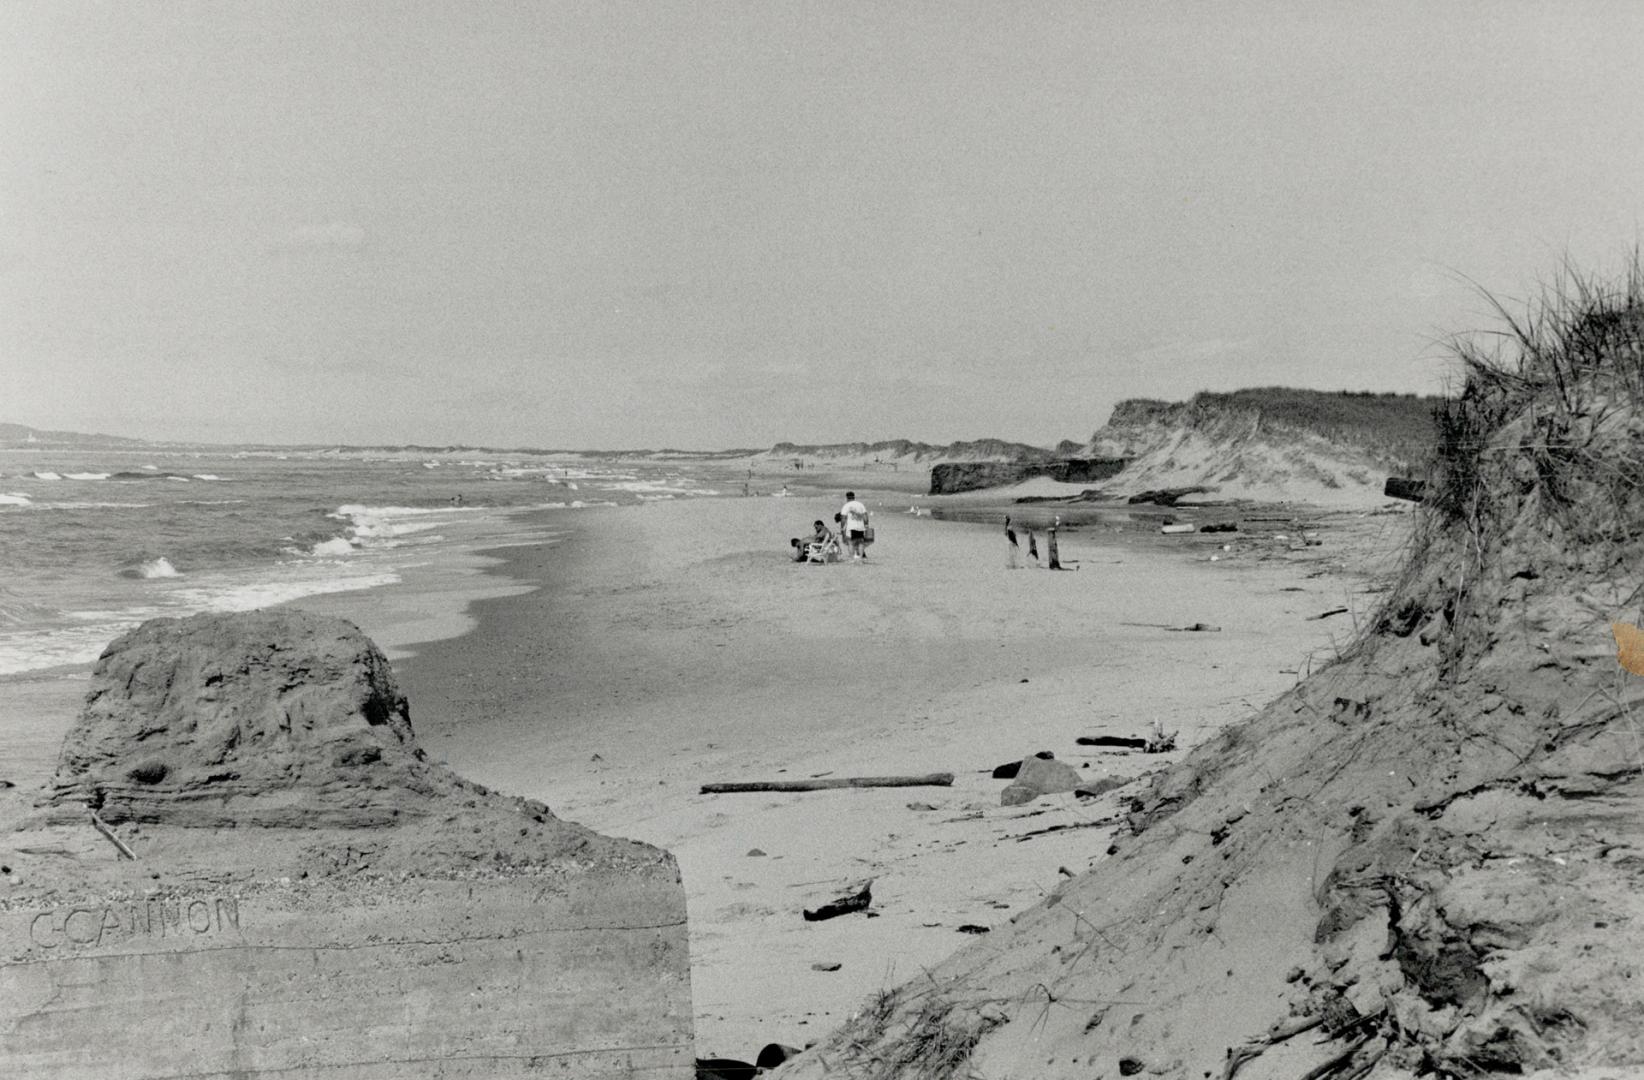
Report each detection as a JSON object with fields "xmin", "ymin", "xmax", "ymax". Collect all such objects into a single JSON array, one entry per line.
[
  {"xmin": 64, "ymin": 472, "xmax": 111, "ymax": 480},
  {"xmin": 192, "ymin": 474, "xmax": 222, "ymax": 481},
  {"xmin": 39, "ymin": 501, "xmax": 153, "ymax": 510},
  {"xmin": 138, "ymin": 557, "xmax": 180, "ymax": 578},
  {"xmin": 0, "ymin": 493, "xmax": 32, "ymax": 506},
  {"xmin": 30, "ymin": 471, "xmax": 63, "ymax": 480},
  {"xmin": 0, "ymin": 622, "xmax": 143, "ymax": 675},
  {"xmin": 310, "ymin": 537, "xmax": 357, "ymax": 557},
  {"xmin": 327, "ymin": 504, "xmax": 461, "ymax": 549},
  {"xmin": 171, "ymin": 570, "xmax": 401, "ymax": 615},
  {"xmin": 606, "ymin": 479, "xmax": 695, "ymax": 495},
  {"xmin": 0, "ymin": 563, "xmax": 404, "ymax": 675}
]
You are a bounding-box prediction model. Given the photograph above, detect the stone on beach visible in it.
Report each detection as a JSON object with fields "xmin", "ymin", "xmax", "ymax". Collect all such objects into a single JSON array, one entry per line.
[
  {"xmin": 44, "ymin": 609, "xmax": 437, "ymax": 828},
  {"xmin": 1000, "ymin": 755, "xmax": 1083, "ymax": 806}
]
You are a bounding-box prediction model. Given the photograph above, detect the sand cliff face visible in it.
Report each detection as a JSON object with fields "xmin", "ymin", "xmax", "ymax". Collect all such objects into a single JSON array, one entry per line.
[
  {"xmin": 3, "ymin": 611, "xmax": 693, "ymax": 1079},
  {"xmin": 782, "ymin": 303, "xmax": 1644, "ymax": 1076},
  {"xmin": 1076, "ymin": 390, "xmax": 1439, "ymax": 506}
]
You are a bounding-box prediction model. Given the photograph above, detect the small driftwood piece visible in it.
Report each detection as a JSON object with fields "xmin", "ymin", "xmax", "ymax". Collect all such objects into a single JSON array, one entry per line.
[
  {"xmin": 1010, "ymin": 816, "xmax": 1117, "ymax": 842},
  {"xmin": 89, "ymin": 809, "xmax": 136, "ymax": 860},
  {"xmin": 1295, "ymin": 1035, "xmax": 1373, "ymax": 1080},
  {"xmin": 1221, "ymin": 1014, "xmax": 1326, "ymax": 1080},
  {"xmin": 803, "ymin": 881, "xmax": 872, "ymax": 921},
  {"xmin": 702, "ymin": 773, "xmax": 953, "ymax": 794},
  {"xmin": 1308, "ymin": 607, "xmax": 1350, "ymax": 621}
]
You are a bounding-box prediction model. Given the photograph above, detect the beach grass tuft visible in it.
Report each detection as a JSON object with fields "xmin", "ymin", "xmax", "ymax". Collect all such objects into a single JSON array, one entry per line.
[
  {"xmin": 834, "ymin": 980, "xmax": 1006, "ymax": 1080},
  {"xmin": 1363, "ymin": 254, "xmax": 1644, "ymax": 657}
]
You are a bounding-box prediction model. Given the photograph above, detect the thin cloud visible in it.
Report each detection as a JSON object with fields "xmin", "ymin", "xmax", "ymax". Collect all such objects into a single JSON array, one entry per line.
[
  {"xmin": 269, "ymin": 222, "xmax": 369, "ymax": 252},
  {"xmin": 1128, "ymin": 338, "xmax": 1256, "ymax": 368}
]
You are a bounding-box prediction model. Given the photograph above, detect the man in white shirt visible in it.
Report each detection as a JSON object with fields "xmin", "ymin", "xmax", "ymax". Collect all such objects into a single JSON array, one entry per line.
[{"xmin": 840, "ymin": 491, "xmax": 871, "ymax": 560}]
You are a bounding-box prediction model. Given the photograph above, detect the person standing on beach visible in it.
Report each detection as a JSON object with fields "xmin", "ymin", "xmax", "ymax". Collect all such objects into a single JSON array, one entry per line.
[
  {"xmin": 841, "ymin": 491, "xmax": 871, "ymax": 560},
  {"xmin": 1026, "ymin": 526, "xmax": 1041, "ymax": 567},
  {"xmin": 1047, "ymin": 515, "xmax": 1070, "ymax": 570},
  {"xmin": 1005, "ymin": 515, "xmax": 1021, "ymax": 568}
]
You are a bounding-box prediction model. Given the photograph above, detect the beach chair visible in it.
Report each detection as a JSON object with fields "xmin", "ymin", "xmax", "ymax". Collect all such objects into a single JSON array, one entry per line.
[{"xmin": 806, "ymin": 538, "xmax": 840, "ymax": 563}]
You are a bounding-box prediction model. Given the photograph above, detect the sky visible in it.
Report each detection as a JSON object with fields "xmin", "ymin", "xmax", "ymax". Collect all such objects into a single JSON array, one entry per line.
[{"xmin": 4, "ymin": 2, "xmax": 1644, "ymax": 450}]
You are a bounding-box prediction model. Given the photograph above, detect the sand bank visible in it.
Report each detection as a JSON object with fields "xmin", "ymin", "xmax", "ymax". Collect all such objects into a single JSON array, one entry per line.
[{"xmin": 390, "ymin": 490, "xmax": 1411, "ymax": 1058}]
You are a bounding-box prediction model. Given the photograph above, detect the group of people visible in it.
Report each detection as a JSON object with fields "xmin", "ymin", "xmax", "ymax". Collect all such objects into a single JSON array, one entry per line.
[
  {"xmin": 1004, "ymin": 514, "xmax": 1072, "ymax": 570},
  {"xmin": 790, "ymin": 491, "xmax": 873, "ymax": 563}
]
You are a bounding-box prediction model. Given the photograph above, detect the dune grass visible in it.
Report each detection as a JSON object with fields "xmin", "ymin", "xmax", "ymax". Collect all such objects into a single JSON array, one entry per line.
[{"xmin": 1430, "ymin": 257, "xmax": 1644, "ymax": 545}]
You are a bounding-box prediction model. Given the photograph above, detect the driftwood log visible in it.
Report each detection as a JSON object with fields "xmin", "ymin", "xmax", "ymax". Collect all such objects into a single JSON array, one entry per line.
[
  {"xmin": 701, "ymin": 773, "xmax": 954, "ymax": 794},
  {"xmin": 1077, "ymin": 735, "xmax": 1148, "ymax": 750},
  {"xmin": 1077, "ymin": 733, "xmax": 1178, "ymax": 753},
  {"xmin": 803, "ymin": 881, "xmax": 872, "ymax": 921}
]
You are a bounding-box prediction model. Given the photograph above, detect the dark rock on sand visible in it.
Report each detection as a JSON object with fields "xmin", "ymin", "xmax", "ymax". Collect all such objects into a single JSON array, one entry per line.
[
  {"xmin": 1000, "ymin": 756, "xmax": 1083, "ymax": 806},
  {"xmin": 991, "ymin": 749, "xmax": 1055, "ymax": 780},
  {"xmin": 756, "ymin": 1043, "xmax": 803, "ymax": 1069}
]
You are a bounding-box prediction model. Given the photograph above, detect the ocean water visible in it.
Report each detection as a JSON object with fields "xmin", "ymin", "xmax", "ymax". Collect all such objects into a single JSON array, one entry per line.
[{"xmin": 0, "ymin": 447, "xmax": 720, "ymax": 676}]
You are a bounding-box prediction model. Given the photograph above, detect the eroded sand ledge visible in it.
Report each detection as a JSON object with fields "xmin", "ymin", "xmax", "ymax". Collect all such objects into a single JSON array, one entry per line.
[{"xmin": 1, "ymin": 610, "xmax": 693, "ymax": 1079}]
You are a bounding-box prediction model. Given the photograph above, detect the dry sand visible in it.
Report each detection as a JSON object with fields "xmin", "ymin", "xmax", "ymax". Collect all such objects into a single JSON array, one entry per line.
[
  {"xmin": 390, "ymin": 488, "xmax": 1410, "ymax": 1059},
  {"xmin": 0, "ymin": 484, "xmax": 1413, "ymax": 1062}
]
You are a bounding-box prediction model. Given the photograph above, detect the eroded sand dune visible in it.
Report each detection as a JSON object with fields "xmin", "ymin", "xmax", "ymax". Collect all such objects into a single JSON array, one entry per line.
[{"xmin": 780, "ymin": 291, "xmax": 1644, "ymax": 1077}]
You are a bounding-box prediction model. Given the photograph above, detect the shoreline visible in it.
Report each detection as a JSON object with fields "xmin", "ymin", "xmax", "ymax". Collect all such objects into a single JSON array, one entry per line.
[{"xmin": 0, "ymin": 485, "xmax": 1413, "ymax": 1059}]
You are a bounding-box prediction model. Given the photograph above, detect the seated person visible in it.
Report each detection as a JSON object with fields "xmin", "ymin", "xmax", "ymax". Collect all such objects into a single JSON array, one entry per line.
[
  {"xmin": 790, "ymin": 537, "xmax": 809, "ymax": 562},
  {"xmin": 807, "ymin": 519, "xmax": 840, "ymax": 562}
]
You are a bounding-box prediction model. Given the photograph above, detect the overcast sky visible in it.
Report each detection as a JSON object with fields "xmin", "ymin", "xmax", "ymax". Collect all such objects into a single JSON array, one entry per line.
[{"xmin": 5, "ymin": 2, "xmax": 1644, "ymax": 449}]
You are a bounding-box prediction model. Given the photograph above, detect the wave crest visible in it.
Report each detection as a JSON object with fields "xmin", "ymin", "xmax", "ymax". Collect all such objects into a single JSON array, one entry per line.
[{"xmin": 119, "ymin": 557, "xmax": 181, "ymax": 579}]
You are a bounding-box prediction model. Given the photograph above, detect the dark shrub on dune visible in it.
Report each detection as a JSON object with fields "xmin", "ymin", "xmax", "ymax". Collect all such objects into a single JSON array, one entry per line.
[{"xmin": 1385, "ymin": 257, "xmax": 1644, "ymax": 660}]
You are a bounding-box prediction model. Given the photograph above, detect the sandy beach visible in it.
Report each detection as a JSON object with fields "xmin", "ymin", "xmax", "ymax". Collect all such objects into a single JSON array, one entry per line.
[
  {"xmin": 0, "ymin": 482, "xmax": 1412, "ymax": 1062},
  {"xmin": 382, "ymin": 486, "xmax": 1409, "ymax": 1059}
]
